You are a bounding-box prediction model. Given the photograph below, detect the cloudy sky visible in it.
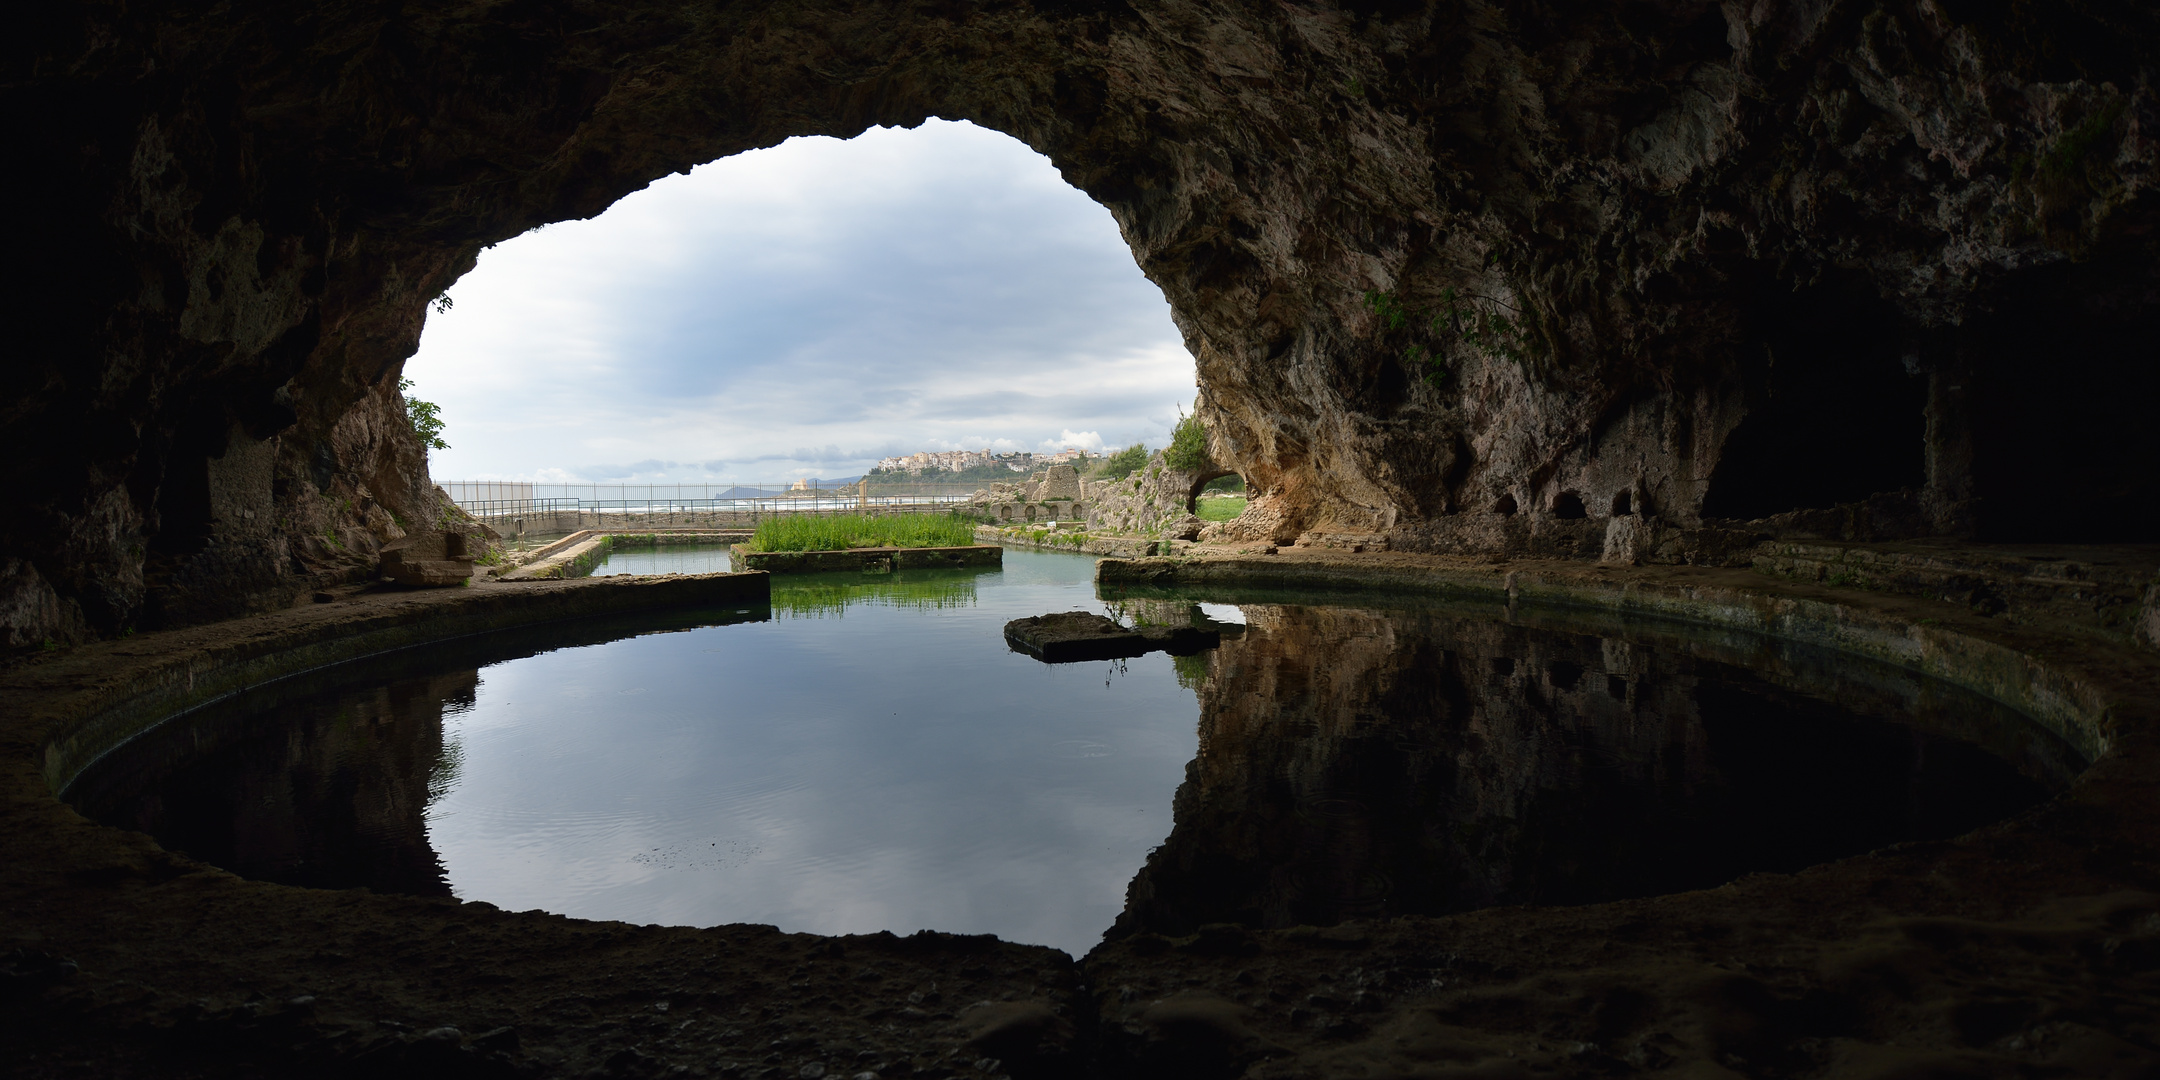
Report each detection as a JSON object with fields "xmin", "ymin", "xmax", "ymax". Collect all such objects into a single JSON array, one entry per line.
[{"xmin": 405, "ymin": 119, "xmax": 1195, "ymax": 483}]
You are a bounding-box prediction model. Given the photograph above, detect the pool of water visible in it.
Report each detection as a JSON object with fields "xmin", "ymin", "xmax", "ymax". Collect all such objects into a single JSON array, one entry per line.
[
  {"xmin": 68, "ymin": 551, "xmax": 2081, "ymax": 958},
  {"xmin": 592, "ymin": 542, "xmax": 737, "ymax": 576},
  {"xmin": 1098, "ymin": 589, "xmax": 2082, "ymax": 937}
]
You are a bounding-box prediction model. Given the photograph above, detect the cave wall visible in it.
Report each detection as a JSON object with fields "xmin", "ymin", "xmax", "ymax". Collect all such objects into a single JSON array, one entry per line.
[{"xmin": 5, "ymin": 0, "xmax": 2157, "ymax": 643}]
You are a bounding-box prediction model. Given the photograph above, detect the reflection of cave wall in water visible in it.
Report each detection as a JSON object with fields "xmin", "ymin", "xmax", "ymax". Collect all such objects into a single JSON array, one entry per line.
[
  {"xmin": 8, "ymin": 4, "xmax": 2160, "ymax": 645},
  {"xmin": 71, "ymin": 670, "xmax": 475, "ymax": 896},
  {"xmin": 1112, "ymin": 604, "xmax": 2053, "ymax": 938}
]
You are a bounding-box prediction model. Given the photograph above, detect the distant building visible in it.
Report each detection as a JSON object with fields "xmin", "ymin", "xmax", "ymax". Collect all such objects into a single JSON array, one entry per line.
[
  {"xmin": 872, "ymin": 448, "xmax": 997, "ymax": 475},
  {"xmin": 870, "ymin": 445, "xmax": 1100, "ymax": 476}
]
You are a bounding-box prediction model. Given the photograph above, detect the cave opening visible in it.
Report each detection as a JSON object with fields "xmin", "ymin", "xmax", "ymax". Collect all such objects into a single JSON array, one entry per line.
[
  {"xmin": 404, "ymin": 120, "xmax": 1192, "ymax": 492},
  {"xmin": 1183, "ymin": 468, "xmax": 1239, "ymax": 514},
  {"xmin": 1701, "ymin": 274, "xmax": 1927, "ymax": 522}
]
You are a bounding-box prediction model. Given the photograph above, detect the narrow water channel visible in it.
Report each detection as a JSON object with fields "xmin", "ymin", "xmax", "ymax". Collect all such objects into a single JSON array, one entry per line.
[
  {"xmin": 68, "ymin": 548, "xmax": 2079, "ymax": 959},
  {"xmin": 590, "ymin": 541, "xmax": 736, "ymax": 577}
]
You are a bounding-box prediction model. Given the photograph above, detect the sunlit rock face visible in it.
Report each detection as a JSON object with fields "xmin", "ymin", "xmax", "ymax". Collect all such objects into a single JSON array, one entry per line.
[
  {"xmin": 7, "ymin": 1, "xmax": 2157, "ymax": 640},
  {"xmin": 1110, "ymin": 601, "xmax": 2067, "ymax": 938}
]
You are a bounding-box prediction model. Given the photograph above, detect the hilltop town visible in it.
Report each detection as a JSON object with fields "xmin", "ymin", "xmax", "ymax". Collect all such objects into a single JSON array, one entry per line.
[{"xmin": 870, "ymin": 447, "xmax": 1099, "ymax": 476}]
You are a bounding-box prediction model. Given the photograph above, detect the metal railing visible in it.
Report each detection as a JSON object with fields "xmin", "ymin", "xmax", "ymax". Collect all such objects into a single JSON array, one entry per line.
[{"xmin": 443, "ymin": 481, "xmax": 986, "ymax": 527}]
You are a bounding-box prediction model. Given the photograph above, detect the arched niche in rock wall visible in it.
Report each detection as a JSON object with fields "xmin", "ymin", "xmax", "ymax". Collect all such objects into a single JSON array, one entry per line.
[{"xmin": 1183, "ymin": 469, "xmax": 1240, "ymax": 516}]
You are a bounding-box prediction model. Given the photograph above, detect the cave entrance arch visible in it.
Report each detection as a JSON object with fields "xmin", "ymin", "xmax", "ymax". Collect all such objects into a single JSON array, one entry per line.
[
  {"xmin": 405, "ymin": 120, "xmax": 1193, "ymax": 493},
  {"xmin": 1183, "ymin": 468, "xmax": 1240, "ymax": 515}
]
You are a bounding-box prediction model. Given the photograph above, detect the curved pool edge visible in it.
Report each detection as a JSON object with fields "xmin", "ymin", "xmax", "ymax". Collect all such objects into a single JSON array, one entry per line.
[
  {"xmin": 4, "ymin": 556, "xmax": 2158, "ymax": 1077},
  {"xmin": 1098, "ymin": 552, "xmax": 2138, "ymax": 765},
  {"xmin": 32, "ymin": 573, "xmax": 774, "ymax": 797}
]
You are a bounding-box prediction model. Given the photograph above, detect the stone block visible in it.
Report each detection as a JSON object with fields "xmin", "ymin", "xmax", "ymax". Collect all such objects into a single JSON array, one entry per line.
[
  {"xmin": 1003, "ymin": 610, "xmax": 1219, "ymax": 663},
  {"xmin": 379, "ymin": 530, "xmax": 474, "ymax": 586}
]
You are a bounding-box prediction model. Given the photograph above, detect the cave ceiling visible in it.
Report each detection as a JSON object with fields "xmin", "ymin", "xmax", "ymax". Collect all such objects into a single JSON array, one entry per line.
[{"xmin": 4, "ymin": 0, "xmax": 2158, "ymax": 642}]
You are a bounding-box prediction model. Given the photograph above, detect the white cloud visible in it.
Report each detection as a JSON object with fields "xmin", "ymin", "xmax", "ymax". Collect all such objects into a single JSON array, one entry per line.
[
  {"xmin": 406, "ymin": 120, "xmax": 1193, "ymax": 482},
  {"xmin": 1044, "ymin": 430, "xmax": 1108, "ymax": 453}
]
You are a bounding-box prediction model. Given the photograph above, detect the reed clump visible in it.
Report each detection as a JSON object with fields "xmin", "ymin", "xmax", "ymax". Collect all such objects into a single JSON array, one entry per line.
[{"xmin": 747, "ymin": 512, "xmax": 977, "ymax": 552}]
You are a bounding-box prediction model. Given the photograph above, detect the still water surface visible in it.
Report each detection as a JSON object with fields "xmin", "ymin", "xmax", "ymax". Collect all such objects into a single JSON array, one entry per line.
[
  {"xmin": 591, "ymin": 541, "xmax": 736, "ymax": 576},
  {"xmin": 71, "ymin": 547, "xmax": 2079, "ymax": 958}
]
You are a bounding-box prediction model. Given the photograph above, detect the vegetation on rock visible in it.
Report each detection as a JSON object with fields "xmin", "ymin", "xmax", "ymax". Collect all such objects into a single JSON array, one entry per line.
[
  {"xmin": 1164, "ymin": 410, "xmax": 1210, "ymax": 472},
  {"xmin": 398, "ymin": 378, "xmax": 449, "ymax": 451},
  {"xmin": 1095, "ymin": 443, "xmax": 1150, "ymax": 481},
  {"xmin": 1363, "ymin": 288, "xmax": 1536, "ymax": 383}
]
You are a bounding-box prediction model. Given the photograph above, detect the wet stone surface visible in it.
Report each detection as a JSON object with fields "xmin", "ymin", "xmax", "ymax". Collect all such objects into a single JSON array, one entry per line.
[{"xmin": 1004, "ymin": 611, "xmax": 1222, "ymax": 663}]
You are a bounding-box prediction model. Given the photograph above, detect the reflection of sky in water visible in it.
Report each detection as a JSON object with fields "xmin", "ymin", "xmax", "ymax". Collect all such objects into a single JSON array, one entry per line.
[
  {"xmin": 1197, "ymin": 602, "xmax": 1246, "ymax": 625},
  {"xmin": 591, "ymin": 543, "xmax": 736, "ymax": 577},
  {"xmin": 427, "ymin": 549, "xmax": 1194, "ymax": 957}
]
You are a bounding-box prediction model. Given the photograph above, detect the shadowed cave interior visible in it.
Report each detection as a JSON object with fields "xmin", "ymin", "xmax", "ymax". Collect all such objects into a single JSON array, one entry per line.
[{"xmin": 7, "ymin": 1, "xmax": 2160, "ymax": 1077}]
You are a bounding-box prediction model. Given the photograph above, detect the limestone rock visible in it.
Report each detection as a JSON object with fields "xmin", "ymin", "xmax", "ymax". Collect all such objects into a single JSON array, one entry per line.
[
  {"xmin": 1086, "ymin": 451, "xmax": 1237, "ymax": 541},
  {"xmin": 380, "ymin": 531, "xmax": 475, "ymax": 588},
  {"xmin": 5, "ymin": 0, "xmax": 2159, "ymax": 642}
]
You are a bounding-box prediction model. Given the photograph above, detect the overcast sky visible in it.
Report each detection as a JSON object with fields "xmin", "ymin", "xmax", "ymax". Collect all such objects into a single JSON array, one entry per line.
[{"xmin": 404, "ymin": 119, "xmax": 1195, "ymax": 483}]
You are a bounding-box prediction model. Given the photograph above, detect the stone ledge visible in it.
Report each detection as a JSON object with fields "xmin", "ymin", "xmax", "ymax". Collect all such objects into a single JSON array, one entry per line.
[
  {"xmin": 975, "ymin": 524, "xmax": 1168, "ymax": 558},
  {"xmin": 20, "ymin": 573, "xmax": 771, "ymax": 792},
  {"xmin": 1098, "ymin": 550, "xmax": 2142, "ymax": 762},
  {"xmin": 499, "ymin": 533, "xmax": 611, "ymax": 580},
  {"xmin": 732, "ymin": 543, "xmax": 1001, "ymax": 573},
  {"xmin": 495, "ymin": 530, "xmax": 752, "ymax": 581}
]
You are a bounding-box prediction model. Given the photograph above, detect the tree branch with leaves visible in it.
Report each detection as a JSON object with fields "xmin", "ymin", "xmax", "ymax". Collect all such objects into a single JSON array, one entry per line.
[
  {"xmin": 1364, "ymin": 286, "xmax": 1539, "ymax": 384},
  {"xmin": 398, "ymin": 377, "xmax": 449, "ymax": 451}
]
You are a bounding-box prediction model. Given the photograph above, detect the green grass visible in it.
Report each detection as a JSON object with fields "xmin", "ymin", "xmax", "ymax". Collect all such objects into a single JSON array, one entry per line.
[
  {"xmin": 1195, "ymin": 496, "xmax": 1247, "ymax": 522},
  {"xmin": 747, "ymin": 512, "xmax": 977, "ymax": 552}
]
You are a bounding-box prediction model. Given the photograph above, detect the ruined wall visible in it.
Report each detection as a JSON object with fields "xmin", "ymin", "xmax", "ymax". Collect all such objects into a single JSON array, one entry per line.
[{"xmin": 6, "ymin": 0, "xmax": 2157, "ymax": 643}]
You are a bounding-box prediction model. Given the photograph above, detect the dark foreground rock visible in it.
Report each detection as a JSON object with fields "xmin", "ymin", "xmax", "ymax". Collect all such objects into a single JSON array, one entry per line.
[
  {"xmin": 1004, "ymin": 611, "xmax": 1220, "ymax": 663},
  {"xmin": 3, "ymin": 557, "xmax": 2159, "ymax": 1077}
]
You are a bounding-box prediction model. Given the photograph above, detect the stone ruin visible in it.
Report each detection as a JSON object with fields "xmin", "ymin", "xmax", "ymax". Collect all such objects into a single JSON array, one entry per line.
[
  {"xmin": 968, "ymin": 464, "xmax": 1089, "ymax": 525},
  {"xmin": 379, "ymin": 529, "xmax": 479, "ymax": 587},
  {"xmin": 967, "ymin": 454, "xmax": 1260, "ymax": 543}
]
